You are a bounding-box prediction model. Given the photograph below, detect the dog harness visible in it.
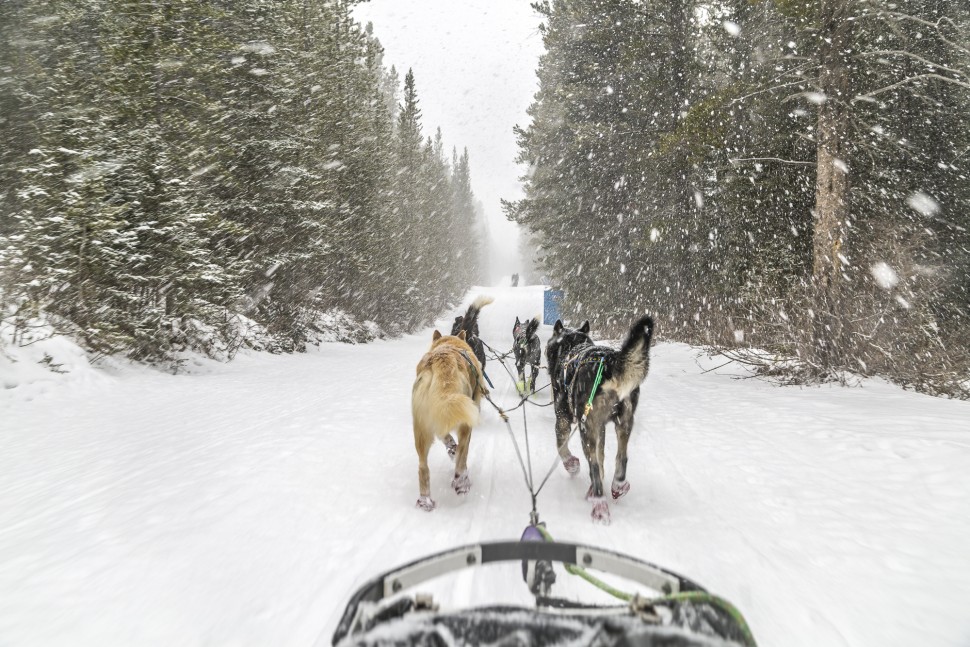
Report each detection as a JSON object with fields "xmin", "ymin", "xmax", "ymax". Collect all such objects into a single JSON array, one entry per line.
[
  {"xmin": 459, "ymin": 349, "xmax": 490, "ymax": 396},
  {"xmin": 561, "ymin": 346, "xmax": 609, "ymax": 418},
  {"xmin": 561, "ymin": 344, "xmax": 598, "ymax": 389}
]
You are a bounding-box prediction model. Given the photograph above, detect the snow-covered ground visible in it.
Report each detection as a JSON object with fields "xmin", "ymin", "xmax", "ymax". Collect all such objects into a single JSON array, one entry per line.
[{"xmin": 2, "ymin": 284, "xmax": 969, "ymax": 647}]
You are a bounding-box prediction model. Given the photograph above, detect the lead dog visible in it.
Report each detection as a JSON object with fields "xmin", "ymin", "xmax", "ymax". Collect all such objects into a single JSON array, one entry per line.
[
  {"xmin": 513, "ymin": 316, "xmax": 541, "ymax": 394},
  {"xmin": 546, "ymin": 316, "xmax": 655, "ymax": 524},
  {"xmin": 412, "ymin": 328, "xmax": 486, "ymax": 511}
]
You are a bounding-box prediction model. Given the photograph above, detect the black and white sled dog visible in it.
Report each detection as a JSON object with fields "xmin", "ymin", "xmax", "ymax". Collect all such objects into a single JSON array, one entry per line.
[
  {"xmin": 512, "ymin": 316, "xmax": 541, "ymax": 395},
  {"xmin": 451, "ymin": 295, "xmax": 493, "ymax": 370},
  {"xmin": 546, "ymin": 316, "xmax": 655, "ymax": 524}
]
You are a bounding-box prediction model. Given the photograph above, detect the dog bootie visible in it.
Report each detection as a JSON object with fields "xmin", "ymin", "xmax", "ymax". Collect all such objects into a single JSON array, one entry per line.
[
  {"xmin": 563, "ymin": 455, "xmax": 581, "ymax": 475},
  {"xmin": 443, "ymin": 435, "xmax": 458, "ymax": 461},
  {"xmin": 415, "ymin": 496, "xmax": 436, "ymax": 512},
  {"xmin": 452, "ymin": 471, "xmax": 471, "ymax": 495},
  {"xmin": 590, "ymin": 498, "xmax": 611, "ymax": 525},
  {"xmin": 611, "ymin": 480, "xmax": 631, "ymax": 500}
]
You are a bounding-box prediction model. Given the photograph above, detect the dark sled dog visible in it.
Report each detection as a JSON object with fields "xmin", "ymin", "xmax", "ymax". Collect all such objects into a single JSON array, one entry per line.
[
  {"xmin": 546, "ymin": 316, "xmax": 655, "ymax": 524},
  {"xmin": 512, "ymin": 316, "xmax": 541, "ymax": 394},
  {"xmin": 412, "ymin": 329, "xmax": 486, "ymax": 512},
  {"xmin": 451, "ymin": 295, "xmax": 493, "ymax": 371}
]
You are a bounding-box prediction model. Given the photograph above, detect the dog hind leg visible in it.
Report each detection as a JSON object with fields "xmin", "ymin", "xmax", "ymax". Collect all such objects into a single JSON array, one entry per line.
[
  {"xmin": 555, "ymin": 415, "xmax": 580, "ymax": 475},
  {"xmin": 515, "ymin": 354, "xmax": 529, "ymax": 396},
  {"xmin": 414, "ymin": 422, "xmax": 436, "ymax": 511},
  {"xmin": 582, "ymin": 416, "xmax": 611, "ymax": 525},
  {"xmin": 451, "ymin": 423, "xmax": 472, "ymax": 495},
  {"xmin": 611, "ymin": 400, "xmax": 635, "ymax": 500}
]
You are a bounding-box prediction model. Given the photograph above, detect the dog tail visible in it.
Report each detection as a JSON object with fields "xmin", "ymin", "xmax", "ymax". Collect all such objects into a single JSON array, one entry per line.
[
  {"xmin": 526, "ymin": 316, "xmax": 540, "ymax": 340},
  {"xmin": 611, "ymin": 316, "xmax": 655, "ymax": 399},
  {"xmin": 458, "ymin": 295, "xmax": 494, "ymax": 338},
  {"xmin": 412, "ymin": 372, "xmax": 480, "ymax": 438}
]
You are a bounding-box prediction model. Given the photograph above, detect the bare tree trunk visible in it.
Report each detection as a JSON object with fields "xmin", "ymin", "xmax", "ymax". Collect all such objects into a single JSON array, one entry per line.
[
  {"xmin": 668, "ymin": 0, "xmax": 694, "ymax": 336},
  {"xmin": 810, "ymin": 0, "xmax": 854, "ymax": 369}
]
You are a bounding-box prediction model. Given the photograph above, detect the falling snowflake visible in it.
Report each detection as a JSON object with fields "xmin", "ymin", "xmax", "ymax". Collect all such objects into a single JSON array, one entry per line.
[
  {"xmin": 906, "ymin": 192, "xmax": 940, "ymax": 217},
  {"xmin": 870, "ymin": 262, "xmax": 899, "ymax": 290},
  {"xmin": 240, "ymin": 41, "xmax": 277, "ymax": 56}
]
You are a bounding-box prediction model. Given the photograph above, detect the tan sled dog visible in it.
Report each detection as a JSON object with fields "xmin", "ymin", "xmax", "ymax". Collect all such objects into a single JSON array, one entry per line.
[{"xmin": 412, "ymin": 328, "xmax": 486, "ymax": 511}]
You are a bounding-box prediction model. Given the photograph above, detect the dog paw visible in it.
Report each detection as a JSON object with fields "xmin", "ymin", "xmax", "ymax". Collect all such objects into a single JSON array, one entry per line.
[
  {"xmin": 563, "ymin": 455, "xmax": 581, "ymax": 475},
  {"xmin": 444, "ymin": 436, "xmax": 457, "ymax": 461},
  {"xmin": 452, "ymin": 472, "xmax": 471, "ymax": 495},
  {"xmin": 590, "ymin": 499, "xmax": 611, "ymax": 525},
  {"xmin": 415, "ymin": 496, "xmax": 436, "ymax": 512},
  {"xmin": 611, "ymin": 480, "xmax": 630, "ymax": 500}
]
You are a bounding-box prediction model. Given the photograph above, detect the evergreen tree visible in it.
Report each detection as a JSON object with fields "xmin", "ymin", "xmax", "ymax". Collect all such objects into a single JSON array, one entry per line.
[
  {"xmin": 0, "ymin": 1, "xmax": 485, "ymax": 364},
  {"xmin": 511, "ymin": 0, "xmax": 970, "ymax": 395}
]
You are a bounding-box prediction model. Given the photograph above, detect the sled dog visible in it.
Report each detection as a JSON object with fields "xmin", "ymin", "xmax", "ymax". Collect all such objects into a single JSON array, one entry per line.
[
  {"xmin": 546, "ymin": 316, "xmax": 655, "ymax": 524},
  {"xmin": 513, "ymin": 316, "xmax": 541, "ymax": 394},
  {"xmin": 411, "ymin": 328, "xmax": 486, "ymax": 511},
  {"xmin": 450, "ymin": 295, "xmax": 493, "ymax": 370}
]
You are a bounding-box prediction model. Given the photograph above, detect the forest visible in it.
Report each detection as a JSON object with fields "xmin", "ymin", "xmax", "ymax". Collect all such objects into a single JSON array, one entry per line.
[
  {"xmin": 2, "ymin": 0, "xmax": 968, "ymax": 397},
  {"xmin": 0, "ymin": 0, "xmax": 484, "ymax": 364},
  {"xmin": 508, "ymin": 0, "xmax": 970, "ymax": 397}
]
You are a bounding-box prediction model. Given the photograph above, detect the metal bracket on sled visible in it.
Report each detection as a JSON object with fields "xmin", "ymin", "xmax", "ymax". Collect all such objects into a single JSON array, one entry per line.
[{"xmin": 384, "ymin": 546, "xmax": 483, "ymax": 597}]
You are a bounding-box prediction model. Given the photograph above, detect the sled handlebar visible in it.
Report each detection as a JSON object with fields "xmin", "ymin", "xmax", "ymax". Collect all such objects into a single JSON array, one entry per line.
[{"xmin": 332, "ymin": 540, "xmax": 705, "ymax": 645}]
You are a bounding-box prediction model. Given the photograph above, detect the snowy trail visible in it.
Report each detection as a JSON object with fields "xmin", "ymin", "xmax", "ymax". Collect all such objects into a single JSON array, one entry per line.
[{"xmin": 2, "ymin": 284, "xmax": 969, "ymax": 647}]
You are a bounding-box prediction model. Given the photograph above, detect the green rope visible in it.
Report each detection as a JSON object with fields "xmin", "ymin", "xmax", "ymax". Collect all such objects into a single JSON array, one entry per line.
[
  {"xmin": 535, "ymin": 526, "xmax": 758, "ymax": 647},
  {"xmin": 582, "ymin": 357, "xmax": 605, "ymax": 419}
]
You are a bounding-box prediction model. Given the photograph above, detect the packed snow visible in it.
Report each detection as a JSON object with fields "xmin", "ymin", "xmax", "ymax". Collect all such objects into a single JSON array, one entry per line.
[{"xmin": 2, "ymin": 283, "xmax": 969, "ymax": 646}]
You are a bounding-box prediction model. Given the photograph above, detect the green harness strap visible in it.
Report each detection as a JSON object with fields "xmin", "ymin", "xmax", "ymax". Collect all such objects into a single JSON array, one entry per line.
[{"xmin": 582, "ymin": 357, "xmax": 606, "ymax": 419}]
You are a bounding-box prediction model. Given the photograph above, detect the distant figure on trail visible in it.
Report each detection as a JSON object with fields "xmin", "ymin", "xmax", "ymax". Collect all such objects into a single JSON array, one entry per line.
[{"xmin": 511, "ymin": 273, "xmax": 519, "ymax": 287}]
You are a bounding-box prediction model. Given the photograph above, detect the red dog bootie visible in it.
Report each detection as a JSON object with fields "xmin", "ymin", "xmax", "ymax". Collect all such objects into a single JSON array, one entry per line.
[
  {"xmin": 563, "ymin": 455, "xmax": 580, "ymax": 475},
  {"xmin": 452, "ymin": 471, "xmax": 471, "ymax": 495},
  {"xmin": 611, "ymin": 480, "xmax": 630, "ymax": 500},
  {"xmin": 590, "ymin": 498, "xmax": 611, "ymax": 525}
]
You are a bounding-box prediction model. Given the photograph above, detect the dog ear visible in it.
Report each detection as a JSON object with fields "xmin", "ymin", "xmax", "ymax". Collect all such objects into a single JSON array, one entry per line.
[
  {"xmin": 432, "ymin": 330, "xmax": 442, "ymax": 341},
  {"xmin": 457, "ymin": 330, "xmax": 467, "ymax": 341},
  {"xmin": 580, "ymin": 320, "xmax": 591, "ymax": 334},
  {"xmin": 515, "ymin": 316, "xmax": 520, "ymax": 325},
  {"xmin": 554, "ymin": 319, "xmax": 564, "ymax": 334}
]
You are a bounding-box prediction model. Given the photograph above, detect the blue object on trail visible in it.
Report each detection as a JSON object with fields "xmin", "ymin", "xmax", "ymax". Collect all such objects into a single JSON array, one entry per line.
[{"xmin": 543, "ymin": 289, "xmax": 564, "ymax": 325}]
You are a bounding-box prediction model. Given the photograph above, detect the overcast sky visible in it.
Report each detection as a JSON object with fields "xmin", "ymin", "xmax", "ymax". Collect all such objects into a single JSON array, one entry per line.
[{"xmin": 352, "ymin": 0, "xmax": 545, "ymax": 279}]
